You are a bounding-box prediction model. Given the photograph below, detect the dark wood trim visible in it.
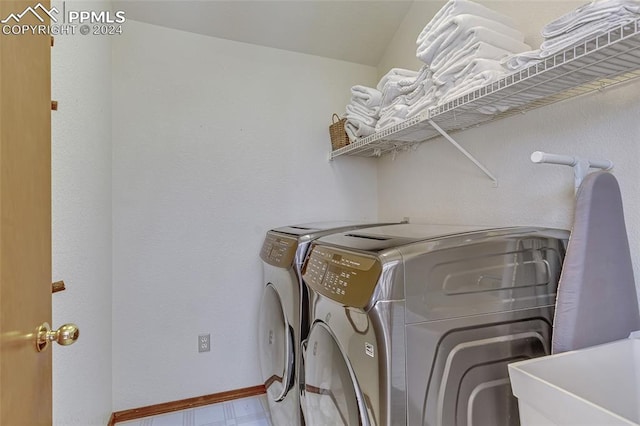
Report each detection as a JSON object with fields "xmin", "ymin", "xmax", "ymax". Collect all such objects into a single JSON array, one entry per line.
[{"xmin": 109, "ymin": 384, "xmax": 266, "ymax": 425}]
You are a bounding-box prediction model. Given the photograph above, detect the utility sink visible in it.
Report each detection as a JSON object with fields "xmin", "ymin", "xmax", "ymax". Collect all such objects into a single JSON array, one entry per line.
[{"xmin": 509, "ymin": 338, "xmax": 640, "ymax": 425}]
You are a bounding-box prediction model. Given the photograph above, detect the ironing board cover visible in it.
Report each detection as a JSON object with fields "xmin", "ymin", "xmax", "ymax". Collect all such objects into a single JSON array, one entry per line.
[{"xmin": 552, "ymin": 171, "xmax": 640, "ymax": 353}]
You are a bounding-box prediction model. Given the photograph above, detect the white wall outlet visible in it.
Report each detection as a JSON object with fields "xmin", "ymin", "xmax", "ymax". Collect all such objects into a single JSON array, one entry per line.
[{"xmin": 198, "ymin": 334, "xmax": 210, "ymax": 353}]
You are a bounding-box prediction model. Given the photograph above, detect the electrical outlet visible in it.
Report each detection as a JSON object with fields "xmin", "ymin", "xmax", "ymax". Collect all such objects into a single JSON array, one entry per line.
[{"xmin": 198, "ymin": 334, "xmax": 210, "ymax": 353}]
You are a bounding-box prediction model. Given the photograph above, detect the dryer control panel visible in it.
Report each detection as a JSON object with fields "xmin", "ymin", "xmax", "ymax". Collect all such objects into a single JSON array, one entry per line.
[
  {"xmin": 260, "ymin": 233, "xmax": 298, "ymax": 268},
  {"xmin": 303, "ymin": 244, "xmax": 382, "ymax": 309}
]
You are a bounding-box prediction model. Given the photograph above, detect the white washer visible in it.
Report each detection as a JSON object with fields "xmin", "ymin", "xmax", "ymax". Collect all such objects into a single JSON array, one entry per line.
[
  {"xmin": 301, "ymin": 224, "xmax": 568, "ymax": 426},
  {"xmin": 258, "ymin": 221, "xmax": 398, "ymax": 425}
]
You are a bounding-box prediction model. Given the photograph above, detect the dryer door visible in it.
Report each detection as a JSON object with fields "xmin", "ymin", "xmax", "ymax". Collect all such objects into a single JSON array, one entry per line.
[
  {"xmin": 304, "ymin": 322, "xmax": 368, "ymax": 426},
  {"xmin": 258, "ymin": 284, "xmax": 294, "ymax": 402}
]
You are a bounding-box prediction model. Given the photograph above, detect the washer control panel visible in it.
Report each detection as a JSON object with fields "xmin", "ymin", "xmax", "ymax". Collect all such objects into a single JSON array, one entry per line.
[
  {"xmin": 303, "ymin": 244, "xmax": 381, "ymax": 308},
  {"xmin": 260, "ymin": 233, "xmax": 298, "ymax": 268}
]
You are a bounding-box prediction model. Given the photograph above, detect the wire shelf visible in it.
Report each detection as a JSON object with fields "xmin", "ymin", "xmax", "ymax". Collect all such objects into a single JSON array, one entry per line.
[{"xmin": 331, "ymin": 19, "xmax": 640, "ymax": 159}]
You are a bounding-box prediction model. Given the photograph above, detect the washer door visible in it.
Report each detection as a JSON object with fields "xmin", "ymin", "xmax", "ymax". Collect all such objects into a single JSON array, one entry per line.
[
  {"xmin": 258, "ymin": 284, "xmax": 294, "ymax": 402},
  {"xmin": 304, "ymin": 322, "xmax": 367, "ymax": 426}
]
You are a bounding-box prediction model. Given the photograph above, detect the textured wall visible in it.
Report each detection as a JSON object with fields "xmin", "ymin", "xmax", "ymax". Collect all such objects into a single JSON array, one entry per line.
[
  {"xmin": 376, "ymin": 1, "xmax": 640, "ymax": 295},
  {"xmin": 51, "ymin": 1, "xmax": 113, "ymax": 424},
  {"xmin": 111, "ymin": 20, "xmax": 379, "ymax": 410}
]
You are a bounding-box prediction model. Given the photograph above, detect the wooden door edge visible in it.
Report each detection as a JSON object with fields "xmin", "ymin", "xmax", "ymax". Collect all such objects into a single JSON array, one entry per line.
[{"xmin": 108, "ymin": 384, "xmax": 266, "ymax": 425}]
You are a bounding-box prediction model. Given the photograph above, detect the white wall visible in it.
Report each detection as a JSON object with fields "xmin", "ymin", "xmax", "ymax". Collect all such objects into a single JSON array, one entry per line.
[
  {"xmin": 111, "ymin": 20, "xmax": 379, "ymax": 410},
  {"xmin": 376, "ymin": 1, "xmax": 640, "ymax": 289},
  {"xmin": 51, "ymin": 1, "xmax": 113, "ymax": 424}
]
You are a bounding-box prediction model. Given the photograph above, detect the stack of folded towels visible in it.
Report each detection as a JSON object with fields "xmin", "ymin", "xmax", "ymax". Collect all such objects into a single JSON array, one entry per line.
[
  {"xmin": 374, "ymin": 0, "xmax": 531, "ymax": 131},
  {"xmin": 344, "ymin": 85, "xmax": 382, "ymax": 141},
  {"xmin": 504, "ymin": 0, "xmax": 640, "ymax": 71},
  {"xmin": 346, "ymin": 0, "xmax": 537, "ymax": 136},
  {"xmin": 376, "ymin": 67, "xmax": 428, "ymax": 130},
  {"xmin": 416, "ymin": 0, "xmax": 531, "ymax": 108}
]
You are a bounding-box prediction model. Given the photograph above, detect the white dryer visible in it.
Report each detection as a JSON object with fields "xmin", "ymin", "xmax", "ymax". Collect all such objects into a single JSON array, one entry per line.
[
  {"xmin": 301, "ymin": 224, "xmax": 568, "ymax": 426},
  {"xmin": 258, "ymin": 221, "xmax": 398, "ymax": 425}
]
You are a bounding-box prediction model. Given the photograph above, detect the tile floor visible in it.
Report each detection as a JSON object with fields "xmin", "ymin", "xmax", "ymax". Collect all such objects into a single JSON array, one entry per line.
[{"xmin": 117, "ymin": 395, "xmax": 272, "ymax": 426}]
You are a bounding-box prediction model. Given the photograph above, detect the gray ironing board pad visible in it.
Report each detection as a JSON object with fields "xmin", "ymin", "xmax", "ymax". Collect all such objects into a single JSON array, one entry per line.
[{"xmin": 552, "ymin": 171, "xmax": 640, "ymax": 354}]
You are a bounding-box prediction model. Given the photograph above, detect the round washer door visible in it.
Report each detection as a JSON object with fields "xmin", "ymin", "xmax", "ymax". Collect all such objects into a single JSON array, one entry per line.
[
  {"xmin": 258, "ymin": 284, "xmax": 293, "ymax": 402},
  {"xmin": 304, "ymin": 322, "xmax": 366, "ymax": 426}
]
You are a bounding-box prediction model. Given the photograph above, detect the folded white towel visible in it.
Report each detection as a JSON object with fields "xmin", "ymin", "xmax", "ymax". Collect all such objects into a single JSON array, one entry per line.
[
  {"xmin": 347, "ymin": 101, "xmax": 379, "ymax": 118},
  {"xmin": 437, "ymin": 58, "xmax": 507, "ymax": 88},
  {"xmin": 375, "ymin": 105, "xmax": 410, "ymax": 131},
  {"xmin": 405, "ymin": 79, "xmax": 434, "ymax": 105},
  {"xmin": 376, "ymin": 68, "xmax": 419, "ymax": 91},
  {"xmin": 379, "ymin": 97, "xmax": 404, "ymax": 118},
  {"xmin": 417, "ymin": 15, "xmax": 524, "ymax": 65},
  {"xmin": 379, "ymin": 66, "xmax": 432, "ymax": 109},
  {"xmin": 345, "ymin": 103, "xmax": 378, "ymax": 127},
  {"xmin": 406, "ymin": 85, "xmax": 440, "ymax": 118},
  {"xmin": 350, "ymin": 85, "xmax": 382, "ymax": 109},
  {"xmin": 417, "ymin": 0, "xmax": 517, "ymax": 46},
  {"xmin": 379, "ymin": 76, "xmax": 436, "ymax": 118},
  {"xmin": 433, "ymin": 43, "xmax": 512, "ymax": 84},
  {"xmin": 395, "ymin": 65, "xmax": 432, "ymax": 94},
  {"xmin": 542, "ymin": 0, "xmax": 640, "ymax": 38},
  {"xmin": 380, "ymin": 81, "xmax": 411, "ymax": 109},
  {"xmin": 396, "ymin": 72, "xmax": 421, "ymax": 88},
  {"xmin": 502, "ymin": 49, "xmax": 543, "ymax": 70},
  {"xmin": 540, "ymin": 13, "xmax": 638, "ymax": 55},
  {"xmin": 345, "ymin": 119, "xmax": 376, "ymax": 141},
  {"xmin": 429, "ymin": 26, "xmax": 531, "ymax": 70},
  {"xmin": 434, "ymin": 41, "xmax": 512, "ymax": 74},
  {"xmin": 377, "ymin": 81, "xmax": 438, "ymax": 130},
  {"xmin": 379, "ymin": 96, "xmax": 411, "ymax": 121},
  {"xmin": 439, "ymin": 69, "xmax": 507, "ymax": 105},
  {"xmin": 380, "ymin": 85, "xmax": 401, "ymax": 109}
]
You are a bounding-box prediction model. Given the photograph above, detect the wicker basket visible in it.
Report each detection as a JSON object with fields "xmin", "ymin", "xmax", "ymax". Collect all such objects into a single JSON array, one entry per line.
[{"xmin": 329, "ymin": 113, "xmax": 349, "ymax": 150}]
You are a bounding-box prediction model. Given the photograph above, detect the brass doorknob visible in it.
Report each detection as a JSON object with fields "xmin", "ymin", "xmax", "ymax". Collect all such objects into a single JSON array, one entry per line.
[{"xmin": 36, "ymin": 322, "xmax": 79, "ymax": 352}]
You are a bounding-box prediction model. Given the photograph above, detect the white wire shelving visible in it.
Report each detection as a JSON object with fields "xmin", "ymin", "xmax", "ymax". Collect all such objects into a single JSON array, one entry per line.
[{"xmin": 331, "ymin": 19, "xmax": 640, "ymax": 160}]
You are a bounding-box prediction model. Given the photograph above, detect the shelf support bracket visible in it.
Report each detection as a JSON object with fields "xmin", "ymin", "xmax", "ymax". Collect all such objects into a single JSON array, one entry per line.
[
  {"xmin": 427, "ymin": 119, "xmax": 498, "ymax": 186},
  {"xmin": 530, "ymin": 151, "xmax": 613, "ymax": 193}
]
